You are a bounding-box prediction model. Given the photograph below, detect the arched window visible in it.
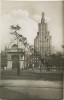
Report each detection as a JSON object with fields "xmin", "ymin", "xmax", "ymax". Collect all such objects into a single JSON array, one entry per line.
[{"xmin": 11, "ymin": 44, "xmax": 18, "ymax": 49}]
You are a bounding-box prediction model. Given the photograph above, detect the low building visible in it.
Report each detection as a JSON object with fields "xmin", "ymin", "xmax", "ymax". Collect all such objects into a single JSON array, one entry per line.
[{"xmin": 1, "ymin": 51, "xmax": 7, "ymax": 70}]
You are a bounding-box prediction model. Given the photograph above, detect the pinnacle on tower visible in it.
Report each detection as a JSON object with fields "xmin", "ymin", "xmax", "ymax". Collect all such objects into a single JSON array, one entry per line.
[
  {"xmin": 41, "ymin": 12, "xmax": 45, "ymax": 23},
  {"xmin": 42, "ymin": 12, "xmax": 44, "ymax": 18}
]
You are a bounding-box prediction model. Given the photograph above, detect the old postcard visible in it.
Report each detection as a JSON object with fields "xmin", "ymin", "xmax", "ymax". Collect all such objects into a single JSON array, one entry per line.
[{"xmin": 0, "ymin": 0, "xmax": 64, "ymax": 100}]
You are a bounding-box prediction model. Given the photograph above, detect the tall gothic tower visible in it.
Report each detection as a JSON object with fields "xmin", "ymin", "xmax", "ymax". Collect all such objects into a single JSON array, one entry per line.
[{"xmin": 34, "ymin": 12, "xmax": 52, "ymax": 58}]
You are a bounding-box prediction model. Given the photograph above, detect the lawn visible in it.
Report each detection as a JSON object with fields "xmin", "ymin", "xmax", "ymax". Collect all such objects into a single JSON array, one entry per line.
[{"xmin": 1, "ymin": 69, "xmax": 63, "ymax": 81}]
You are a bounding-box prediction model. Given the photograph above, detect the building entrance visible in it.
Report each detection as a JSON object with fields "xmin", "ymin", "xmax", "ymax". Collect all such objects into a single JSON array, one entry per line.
[{"xmin": 12, "ymin": 55, "xmax": 18, "ymax": 69}]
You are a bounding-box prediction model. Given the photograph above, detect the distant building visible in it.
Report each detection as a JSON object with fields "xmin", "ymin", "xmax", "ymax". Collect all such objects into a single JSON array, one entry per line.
[
  {"xmin": 26, "ymin": 54, "xmax": 42, "ymax": 69},
  {"xmin": 34, "ymin": 12, "xmax": 52, "ymax": 58},
  {"xmin": 1, "ymin": 51, "xmax": 7, "ymax": 69}
]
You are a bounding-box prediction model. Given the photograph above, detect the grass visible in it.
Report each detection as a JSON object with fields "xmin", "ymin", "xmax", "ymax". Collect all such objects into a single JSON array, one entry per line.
[{"xmin": 1, "ymin": 69, "xmax": 63, "ymax": 81}]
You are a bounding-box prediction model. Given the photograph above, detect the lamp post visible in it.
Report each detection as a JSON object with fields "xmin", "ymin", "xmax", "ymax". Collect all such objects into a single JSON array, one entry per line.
[
  {"xmin": 62, "ymin": 45, "xmax": 64, "ymax": 55},
  {"xmin": 16, "ymin": 34, "xmax": 20, "ymax": 76}
]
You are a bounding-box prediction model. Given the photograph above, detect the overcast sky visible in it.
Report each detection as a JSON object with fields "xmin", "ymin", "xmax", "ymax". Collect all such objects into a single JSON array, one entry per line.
[{"xmin": 1, "ymin": 1, "xmax": 63, "ymax": 52}]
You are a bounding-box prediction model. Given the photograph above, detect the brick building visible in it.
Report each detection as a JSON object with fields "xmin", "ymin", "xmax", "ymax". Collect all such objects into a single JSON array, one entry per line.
[{"xmin": 34, "ymin": 12, "xmax": 52, "ymax": 58}]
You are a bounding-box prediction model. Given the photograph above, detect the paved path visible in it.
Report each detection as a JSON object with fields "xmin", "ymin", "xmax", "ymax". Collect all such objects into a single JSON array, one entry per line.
[
  {"xmin": 0, "ymin": 80, "xmax": 63, "ymax": 100},
  {"xmin": 0, "ymin": 80, "xmax": 62, "ymax": 88}
]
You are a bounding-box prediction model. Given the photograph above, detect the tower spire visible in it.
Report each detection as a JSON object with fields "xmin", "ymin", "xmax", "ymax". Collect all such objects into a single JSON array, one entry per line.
[
  {"xmin": 41, "ymin": 12, "xmax": 45, "ymax": 23},
  {"xmin": 42, "ymin": 12, "xmax": 44, "ymax": 18}
]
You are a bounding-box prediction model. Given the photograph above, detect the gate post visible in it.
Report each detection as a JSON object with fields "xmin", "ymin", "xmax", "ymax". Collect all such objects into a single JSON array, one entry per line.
[{"xmin": 7, "ymin": 53, "xmax": 12, "ymax": 69}]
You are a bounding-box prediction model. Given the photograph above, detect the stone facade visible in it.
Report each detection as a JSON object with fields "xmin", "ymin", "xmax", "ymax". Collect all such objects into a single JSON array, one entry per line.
[
  {"xmin": 34, "ymin": 12, "xmax": 52, "ymax": 58},
  {"xmin": 6, "ymin": 44, "xmax": 25, "ymax": 69}
]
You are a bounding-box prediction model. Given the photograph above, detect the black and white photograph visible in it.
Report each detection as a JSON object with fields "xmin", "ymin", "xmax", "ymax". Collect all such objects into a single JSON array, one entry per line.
[{"xmin": 0, "ymin": 0, "xmax": 64, "ymax": 100}]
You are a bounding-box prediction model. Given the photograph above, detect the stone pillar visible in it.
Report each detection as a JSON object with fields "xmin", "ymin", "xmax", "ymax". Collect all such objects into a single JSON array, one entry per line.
[
  {"xmin": 7, "ymin": 53, "xmax": 12, "ymax": 69},
  {"xmin": 19, "ymin": 55, "xmax": 24, "ymax": 69},
  {"xmin": 20, "ymin": 61, "xmax": 24, "ymax": 69},
  {"xmin": 7, "ymin": 61, "xmax": 12, "ymax": 69}
]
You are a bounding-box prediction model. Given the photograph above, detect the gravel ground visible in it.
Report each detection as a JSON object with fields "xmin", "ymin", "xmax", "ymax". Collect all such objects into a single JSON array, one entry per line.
[{"xmin": 0, "ymin": 80, "xmax": 63, "ymax": 100}]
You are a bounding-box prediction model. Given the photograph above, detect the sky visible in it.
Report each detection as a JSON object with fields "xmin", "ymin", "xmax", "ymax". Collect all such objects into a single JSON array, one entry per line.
[{"xmin": 1, "ymin": 1, "xmax": 63, "ymax": 52}]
